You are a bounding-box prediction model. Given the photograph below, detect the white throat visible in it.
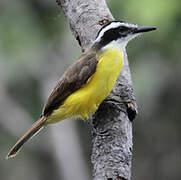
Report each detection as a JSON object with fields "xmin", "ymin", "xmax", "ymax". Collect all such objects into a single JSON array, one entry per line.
[{"xmin": 101, "ymin": 39, "xmax": 127, "ymax": 52}]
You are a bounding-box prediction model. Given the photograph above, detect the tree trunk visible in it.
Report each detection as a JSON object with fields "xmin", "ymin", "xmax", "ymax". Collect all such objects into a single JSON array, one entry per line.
[{"xmin": 56, "ymin": 0, "xmax": 137, "ymax": 179}]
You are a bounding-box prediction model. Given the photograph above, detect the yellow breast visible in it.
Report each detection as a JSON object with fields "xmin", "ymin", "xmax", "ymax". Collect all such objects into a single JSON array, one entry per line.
[{"xmin": 48, "ymin": 47, "xmax": 123, "ymax": 123}]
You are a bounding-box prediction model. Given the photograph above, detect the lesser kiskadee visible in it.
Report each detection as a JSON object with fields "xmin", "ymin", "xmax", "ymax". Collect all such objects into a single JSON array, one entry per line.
[{"xmin": 7, "ymin": 21, "xmax": 156, "ymax": 159}]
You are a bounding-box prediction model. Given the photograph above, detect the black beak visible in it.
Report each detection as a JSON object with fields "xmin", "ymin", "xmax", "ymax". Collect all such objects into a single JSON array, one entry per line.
[{"xmin": 134, "ymin": 26, "xmax": 157, "ymax": 33}]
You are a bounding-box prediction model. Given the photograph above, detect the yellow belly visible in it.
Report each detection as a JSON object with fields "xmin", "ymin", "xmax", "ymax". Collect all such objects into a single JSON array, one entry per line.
[{"xmin": 47, "ymin": 47, "xmax": 123, "ymax": 123}]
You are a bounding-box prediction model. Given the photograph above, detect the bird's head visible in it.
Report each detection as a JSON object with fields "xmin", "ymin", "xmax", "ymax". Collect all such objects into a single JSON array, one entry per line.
[{"xmin": 95, "ymin": 21, "xmax": 156, "ymax": 50}]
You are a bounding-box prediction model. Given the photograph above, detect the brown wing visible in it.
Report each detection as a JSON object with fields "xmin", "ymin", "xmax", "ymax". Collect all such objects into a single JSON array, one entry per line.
[{"xmin": 42, "ymin": 52, "xmax": 98, "ymax": 116}]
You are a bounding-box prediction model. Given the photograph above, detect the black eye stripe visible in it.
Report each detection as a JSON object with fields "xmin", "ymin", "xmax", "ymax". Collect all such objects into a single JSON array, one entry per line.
[
  {"xmin": 96, "ymin": 26, "xmax": 128, "ymax": 39},
  {"xmin": 97, "ymin": 26, "xmax": 132, "ymax": 48},
  {"xmin": 119, "ymin": 26, "xmax": 129, "ymax": 31}
]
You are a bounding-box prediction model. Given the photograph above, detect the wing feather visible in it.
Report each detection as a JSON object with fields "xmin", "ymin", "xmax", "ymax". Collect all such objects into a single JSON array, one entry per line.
[{"xmin": 42, "ymin": 52, "xmax": 98, "ymax": 116}]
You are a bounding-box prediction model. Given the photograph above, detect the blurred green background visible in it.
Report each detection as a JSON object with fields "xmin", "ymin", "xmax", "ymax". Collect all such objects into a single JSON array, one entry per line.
[{"xmin": 1, "ymin": 0, "xmax": 181, "ymax": 180}]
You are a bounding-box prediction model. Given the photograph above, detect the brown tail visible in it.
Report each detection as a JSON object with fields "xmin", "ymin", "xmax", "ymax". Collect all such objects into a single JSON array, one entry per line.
[{"xmin": 6, "ymin": 116, "xmax": 47, "ymax": 159}]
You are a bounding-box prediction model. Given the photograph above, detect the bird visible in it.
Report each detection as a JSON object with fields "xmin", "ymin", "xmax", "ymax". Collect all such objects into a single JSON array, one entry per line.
[{"xmin": 6, "ymin": 20, "xmax": 156, "ymax": 159}]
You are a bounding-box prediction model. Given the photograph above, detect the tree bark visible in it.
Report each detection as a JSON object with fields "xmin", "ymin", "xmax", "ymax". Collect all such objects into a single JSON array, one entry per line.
[{"xmin": 56, "ymin": 0, "xmax": 137, "ymax": 179}]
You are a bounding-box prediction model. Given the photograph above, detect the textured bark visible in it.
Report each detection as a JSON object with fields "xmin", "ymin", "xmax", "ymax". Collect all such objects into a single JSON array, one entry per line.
[{"xmin": 56, "ymin": 0, "xmax": 137, "ymax": 179}]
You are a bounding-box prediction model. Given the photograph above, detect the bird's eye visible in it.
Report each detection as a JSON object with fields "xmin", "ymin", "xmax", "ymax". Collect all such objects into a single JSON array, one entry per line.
[{"xmin": 119, "ymin": 26, "xmax": 129, "ymax": 32}]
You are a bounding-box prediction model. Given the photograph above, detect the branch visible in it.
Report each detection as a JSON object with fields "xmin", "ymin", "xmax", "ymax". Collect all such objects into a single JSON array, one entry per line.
[{"xmin": 56, "ymin": 0, "xmax": 137, "ymax": 179}]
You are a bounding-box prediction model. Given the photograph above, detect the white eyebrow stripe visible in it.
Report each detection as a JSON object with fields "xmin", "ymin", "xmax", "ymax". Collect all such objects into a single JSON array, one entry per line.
[
  {"xmin": 95, "ymin": 22, "xmax": 138, "ymax": 42},
  {"xmin": 95, "ymin": 22, "xmax": 121, "ymax": 42}
]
